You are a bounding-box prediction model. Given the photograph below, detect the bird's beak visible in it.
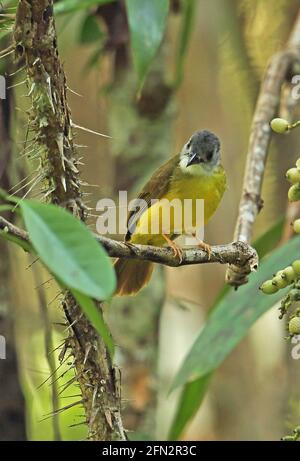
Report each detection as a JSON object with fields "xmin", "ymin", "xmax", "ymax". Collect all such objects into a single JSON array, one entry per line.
[{"xmin": 186, "ymin": 152, "xmax": 198, "ymax": 167}]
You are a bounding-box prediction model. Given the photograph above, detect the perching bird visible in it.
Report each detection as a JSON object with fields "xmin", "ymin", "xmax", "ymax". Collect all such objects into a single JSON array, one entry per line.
[{"xmin": 114, "ymin": 129, "xmax": 226, "ymax": 296}]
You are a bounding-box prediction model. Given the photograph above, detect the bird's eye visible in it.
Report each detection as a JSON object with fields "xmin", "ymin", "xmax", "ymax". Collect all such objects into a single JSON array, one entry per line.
[
  {"xmin": 206, "ymin": 150, "xmax": 213, "ymax": 161},
  {"xmin": 186, "ymin": 141, "xmax": 191, "ymax": 149}
]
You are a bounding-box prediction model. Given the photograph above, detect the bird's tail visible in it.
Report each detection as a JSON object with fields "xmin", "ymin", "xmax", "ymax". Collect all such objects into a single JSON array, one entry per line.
[{"xmin": 114, "ymin": 258, "xmax": 153, "ymax": 296}]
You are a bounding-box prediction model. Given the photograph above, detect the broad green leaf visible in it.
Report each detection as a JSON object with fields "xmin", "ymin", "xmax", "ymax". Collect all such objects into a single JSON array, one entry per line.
[
  {"xmin": 72, "ymin": 289, "xmax": 115, "ymax": 357},
  {"xmin": 126, "ymin": 0, "xmax": 169, "ymax": 87},
  {"xmin": 54, "ymin": 0, "xmax": 115, "ymax": 15},
  {"xmin": 79, "ymin": 14, "xmax": 104, "ymax": 44},
  {"xmin": 20, "ymin": 200, "xmax": 116, "ymax": 300},
  {"xmin": 169, "ymin": 218, "xmax": 286, "ymax": 439},
  {"xmin": 168, "ymin": 373, "xmax": 211, "ymax": 440},
  {"xmin": 171, "ymin": 235, "xmax": 300, "ymax": 390}
]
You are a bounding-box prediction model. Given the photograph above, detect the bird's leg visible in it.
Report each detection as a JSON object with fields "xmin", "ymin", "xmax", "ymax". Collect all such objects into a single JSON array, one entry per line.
[
  {"xmin": 192, "ymin": 232, "xmax": 212, "ymax": 260},
  {"xmin": 162, "ymin": 234, "xmax": 183, "ymax": 263}
]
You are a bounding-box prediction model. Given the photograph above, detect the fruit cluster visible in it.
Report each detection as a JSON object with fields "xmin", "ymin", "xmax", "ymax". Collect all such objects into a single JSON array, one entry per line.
[
  {"xmin": 259, "ymin": 118, "xmax": 300, "ymax": 337},
  {"xmin": 287, "ymin": 159, "xmax": 300, "ymax": 202}
]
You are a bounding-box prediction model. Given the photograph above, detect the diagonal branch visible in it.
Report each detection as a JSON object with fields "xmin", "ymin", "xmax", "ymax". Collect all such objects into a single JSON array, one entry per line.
[
  {"xmin": 226, "ymin": 9, "xmax": 300, "ymax": 288},
  {"xmin": 0, "ymin": 215, "xmax": 258, "ymax": 271}
]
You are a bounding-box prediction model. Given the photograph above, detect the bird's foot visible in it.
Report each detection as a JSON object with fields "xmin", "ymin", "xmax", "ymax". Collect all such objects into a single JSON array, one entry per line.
[
  {"xmin": 163, "ymin": 234, "xmax": 183, "ymax": 263},
  {"xmin": 192, "ymin": 234, "xmax": 211, "ymax": 260},
  {"xmin": 198, "ymin": 241, "xmax": 212, "ymax": 260}
]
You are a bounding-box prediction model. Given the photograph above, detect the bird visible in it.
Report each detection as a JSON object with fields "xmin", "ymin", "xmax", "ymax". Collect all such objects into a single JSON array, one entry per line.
[{"xmin": 114, "ymin": 129, "xmax": 226, "ymax": 296}]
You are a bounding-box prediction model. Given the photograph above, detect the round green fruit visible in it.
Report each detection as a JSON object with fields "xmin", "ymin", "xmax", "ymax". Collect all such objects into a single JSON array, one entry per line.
[
  {"xmin": 282, "ymin": 266, "xmax": 297, "ymax": 283},
  {"xmin": 286, "ymin": 168, "xmax": 300, "ymax": 184},
  {"xmin": 288, "ymin": 185, "xmax": 300, "ymax": 202},
  {"xmin": 260, "ymin": 280, "xmax": 279, "ymax": 294},
  {"xmin": 292, "ymin": 260, "xmax": 300, "ymax": 276},
  {"xmin": 289, "ymin": 288, "xmax": 300, "ymax": 301},
  {"xmin": 270, "ymin": 118, "xmax": 289, "ymax": 133},
  {"xmin": 289, "ymin": 316, "xmax": 300, "ymax": 335},
  {"xmin": 273, "ymin": 274, "xmax": 289, "ymax": 289},
  {"xmin": 293, "ymin": 219, "xmax": 300, "ymax": 234}
]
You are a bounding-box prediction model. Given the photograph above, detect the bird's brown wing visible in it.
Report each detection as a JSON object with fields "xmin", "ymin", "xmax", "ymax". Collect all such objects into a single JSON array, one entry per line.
[{"xmin": 125, "ymin": 154, "xmax": 179, "ymax": 241}]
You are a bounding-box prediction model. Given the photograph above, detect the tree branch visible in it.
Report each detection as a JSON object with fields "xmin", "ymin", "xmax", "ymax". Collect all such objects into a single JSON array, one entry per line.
[
  {"xmin": 226, "ymin": 9, "xmax": 300, "ymax": 288},
  {"xmin": 0, "ymin": 215, "xmax": 258, "ymax": 271}
]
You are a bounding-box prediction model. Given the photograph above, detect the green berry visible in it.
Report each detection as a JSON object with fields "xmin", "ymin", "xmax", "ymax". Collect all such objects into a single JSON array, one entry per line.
[
  {"xmin": 273, "ymin": 274, "xmax": 289, "ymax": 289},
  {"xmin": 293, "ymin": 219, "xmax": 300, "ymax": 234},
  {"xmin": 286, "ymin": 168, "xmax": 300, "ymax": 184},
  {"xmin": 270, "ymin": 118, "xmax": 289, "ymax": 133},
  {"xmin": 292, "ymin": 260, "xmax": 300, "ymax": 276},
  {"xmin": 289, "ymin": 316, "xmax": 300, "ymax": 335},
  {"xmin": 288, "ymin": 184, "xmax": 300, "ymax": 202},
  {"xmin": 289, "ymin": 288, "xmax": 300, "ymax": 301},
  {"xmin": 282, "ymin": 266, "xmax": 297, "ymax": 283},
  {"xmin": 296, "ymin": 158, "xmax": 300, "ymax": 169},
  {"xmin": 260, "ymin": 280, "xmax": 279, "ymax": 294}
]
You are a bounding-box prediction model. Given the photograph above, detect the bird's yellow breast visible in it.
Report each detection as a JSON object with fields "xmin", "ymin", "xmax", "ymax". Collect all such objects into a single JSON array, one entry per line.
[{"xmin": 131, "ymin": 164, "xmax": 226, "ymax": 246}]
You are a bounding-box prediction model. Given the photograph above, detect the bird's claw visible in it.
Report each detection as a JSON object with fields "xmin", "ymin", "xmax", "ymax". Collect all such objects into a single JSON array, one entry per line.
[
  {"xmin": 197, "ymin": 240, "xmax": 212, "ymax": 260},
  {"xmin": 162, "ymin": 234, "xmax": 183, "ymax": 263}
]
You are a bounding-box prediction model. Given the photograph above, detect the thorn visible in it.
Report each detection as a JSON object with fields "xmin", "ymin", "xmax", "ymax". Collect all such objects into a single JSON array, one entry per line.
[
  {"xmin": 7, "ymin": 79, "xmax": 27, "ymax": 90},
  {"xmin": 83, "ymin": 344, "xmax": 91, "ymax": 366},
  {"xmin": 40, "ymin": 400, "xmax": 84, "ymax": 421},
  {"xmin": 61, "ymin": 175, "xmax": 67, "ymax": 192},
  {"xmin": 0, "ymin": 44, "xmax": 14, "ymax": 56},
  {"xmin": 71, "ymin": 122, "xmax": 111, "ymax": 139},
  {"xmin": 70, "ymin": 179, "xmax": 79, "ymax": 189},
  {"xmin": 8, "ymin": 65, "xmax": 25, "ymax": 77},
  {"xmin": 67, "ymin": 86, "xmax": 83, "ymax": 97},
  {"xmin": 69, "ymin": 421, "xmax": 88, "ymax": 428},
  {"xmin": 58, "ymin": 374, "xmax": 81, "ymax": 395},
  {"xmin": 56, "ymin": 133, "xmax": 65, "ymax": 170},
  {"xmin": 0, "ymin": 48, "xmax": 14, "ymax": 59}
]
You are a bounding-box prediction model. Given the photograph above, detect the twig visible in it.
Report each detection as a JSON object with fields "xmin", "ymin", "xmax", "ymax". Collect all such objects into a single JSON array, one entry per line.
[
  {"xmin": 0, "ymin": 215, "xmax": 258, "ymax": 271},
  {"xmin": 226, "ymin": 9, "xmax": 300, "ymax": 288}
]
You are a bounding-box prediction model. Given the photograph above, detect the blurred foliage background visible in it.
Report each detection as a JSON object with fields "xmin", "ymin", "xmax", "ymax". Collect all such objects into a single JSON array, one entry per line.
[{"xmin": 1, "ymin": 0, "xmax": 300, "ymax": 441}]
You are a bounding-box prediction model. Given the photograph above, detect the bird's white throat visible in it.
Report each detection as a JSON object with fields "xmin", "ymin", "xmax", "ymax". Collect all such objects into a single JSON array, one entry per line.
[{"xmin": 179, "ymin": 156, "xmax": 213, "ymax": 176}]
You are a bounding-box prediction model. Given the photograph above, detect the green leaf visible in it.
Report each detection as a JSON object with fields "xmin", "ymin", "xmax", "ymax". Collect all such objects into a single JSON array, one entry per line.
[
  {"xmin": 0, "ymin": 229, "xmax": 32, "ymax": 252},
  {"xmin": 169, "ymin": 218, "xmax": 286, "ymax": 439},
  {"xmin": 72, "ymin": 289, "xmax": 115, "ymax": 357},
  {"xmin": 171, "ymin": 235, "xmax": 300, "ymax": 390},
  {"xmin": 168, "ymin": 373, "xmax": 211, "ymax": 440},
  {"xmin": 20, "ymin": 200, "xmax": 116, "ymax": 300},
  {"xmin": 79, "ymin": 14, "xmax": 103, "ymax": 44},
  {"xmin": 54, "ymin": 0, "xmax": 115, "ymax": 15},
  {"xmin": 125, "ymin": 0, "xmax": 169, "ymax": 87}
]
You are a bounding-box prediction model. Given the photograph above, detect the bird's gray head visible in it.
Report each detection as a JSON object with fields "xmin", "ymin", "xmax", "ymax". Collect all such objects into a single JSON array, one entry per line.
[{"xmin": 180, "ymin": 130, "xmax": 221, "ymax": 172}]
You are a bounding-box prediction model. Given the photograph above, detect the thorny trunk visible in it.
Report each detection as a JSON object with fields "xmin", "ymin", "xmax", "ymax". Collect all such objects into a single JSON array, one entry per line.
[{"xmin": 13, "ymin": 0, "xmax": 125, "ymax": 440}]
